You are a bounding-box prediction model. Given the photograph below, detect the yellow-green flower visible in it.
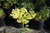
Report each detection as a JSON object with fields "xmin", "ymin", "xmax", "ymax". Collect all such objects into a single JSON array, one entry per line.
[
  {"xmin": 10, "ymin": 7, "xmax": 37, "ymax": 24},
  {"xmin": 20, "ymin": 7, "xmax": 28, "ymax": 13}
]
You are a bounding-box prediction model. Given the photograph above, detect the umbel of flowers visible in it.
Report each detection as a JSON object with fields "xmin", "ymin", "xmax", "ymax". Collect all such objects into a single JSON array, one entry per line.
[{"xmin": 10, "ymin": 7, "xmax": 37, "ymax": 33}]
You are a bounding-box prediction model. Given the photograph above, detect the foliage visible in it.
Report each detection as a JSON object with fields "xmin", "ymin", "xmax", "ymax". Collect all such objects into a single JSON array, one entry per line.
[
  {"xmin": 0, "ymin": 8, "xmax": 4, "ymax": 17},
  {"xmin": 25, "ymin": 25, "xmax": 30, "ymax": 32},
  {"xmin": 18, "ymin": 2, "xmax": 35, "ymax": 11},
  {"xmin": 36, "ymin": 0, "xmax": 45, "ymax": 4},
  {"xmin": 0, "ymin": 2, "xmax": 1, "ymax": 6},
  {"xmin": 0, "ymin": 0, "xmax": 4, "ymax": 1},
  {"xmin": 6, "ymin": 0, "xmax": 18, "ymax": 6},
  {"xmin": 10, "ymin": 7, "xmax": 37, "ymax": 24},
  {"xmin": 18, "ymin": 0, "xmax": 35, "ymax": 10},
  {"xmin": 18, "ymin": 0, "xmax": 32, "ymax": 3},
  {"xmin": 35, "ymin": 6, "xmax": 50, "ymax": 21},
  {"xmin": 2, "ymin": 0, "xmax": 18, "ymax": 9},
  {"xmin": 3, "ymin": 2, "xmax": 11, "ymax": 9}
]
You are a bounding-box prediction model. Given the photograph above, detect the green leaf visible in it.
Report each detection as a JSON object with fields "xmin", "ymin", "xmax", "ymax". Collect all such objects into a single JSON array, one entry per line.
[
  {"xmin": 0, "ymin": 8, "xmax": 3, "ymax": 17},
  {"xmin": 19, "ymin": 30, "xmax": 23, "ymax": 33}
]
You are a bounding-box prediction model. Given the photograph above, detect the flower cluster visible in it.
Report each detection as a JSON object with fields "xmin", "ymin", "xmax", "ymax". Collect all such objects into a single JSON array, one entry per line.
[{"xmin": 10, "ymin": 7, "xmax": 36, "ymax": 24}]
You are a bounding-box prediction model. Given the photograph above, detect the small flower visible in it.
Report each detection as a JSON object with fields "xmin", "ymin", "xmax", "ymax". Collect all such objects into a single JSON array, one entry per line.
[
  {"xmin": 24, "ymin": 20, "xmax": 29, "ymax": 24},
  {"xmin": 20, "ymin": 7, "xmax": 28, "ymax": 13},
  {"xmin": 29, "ymin": 11, "xmax": 34, "ymax": 14},
  {"xmin": 32, "ymin": 13, "xmax": 37, "ymax": 18},
  {"xmin": 17, "ymin": 20, "xmax": 21, "ymax": 23}
]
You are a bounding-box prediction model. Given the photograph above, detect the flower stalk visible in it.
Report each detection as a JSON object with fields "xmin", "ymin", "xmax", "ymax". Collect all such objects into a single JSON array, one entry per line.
[{"xmin": 23, "ymin": 23, "xmax": 25, "ymax": 33}]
